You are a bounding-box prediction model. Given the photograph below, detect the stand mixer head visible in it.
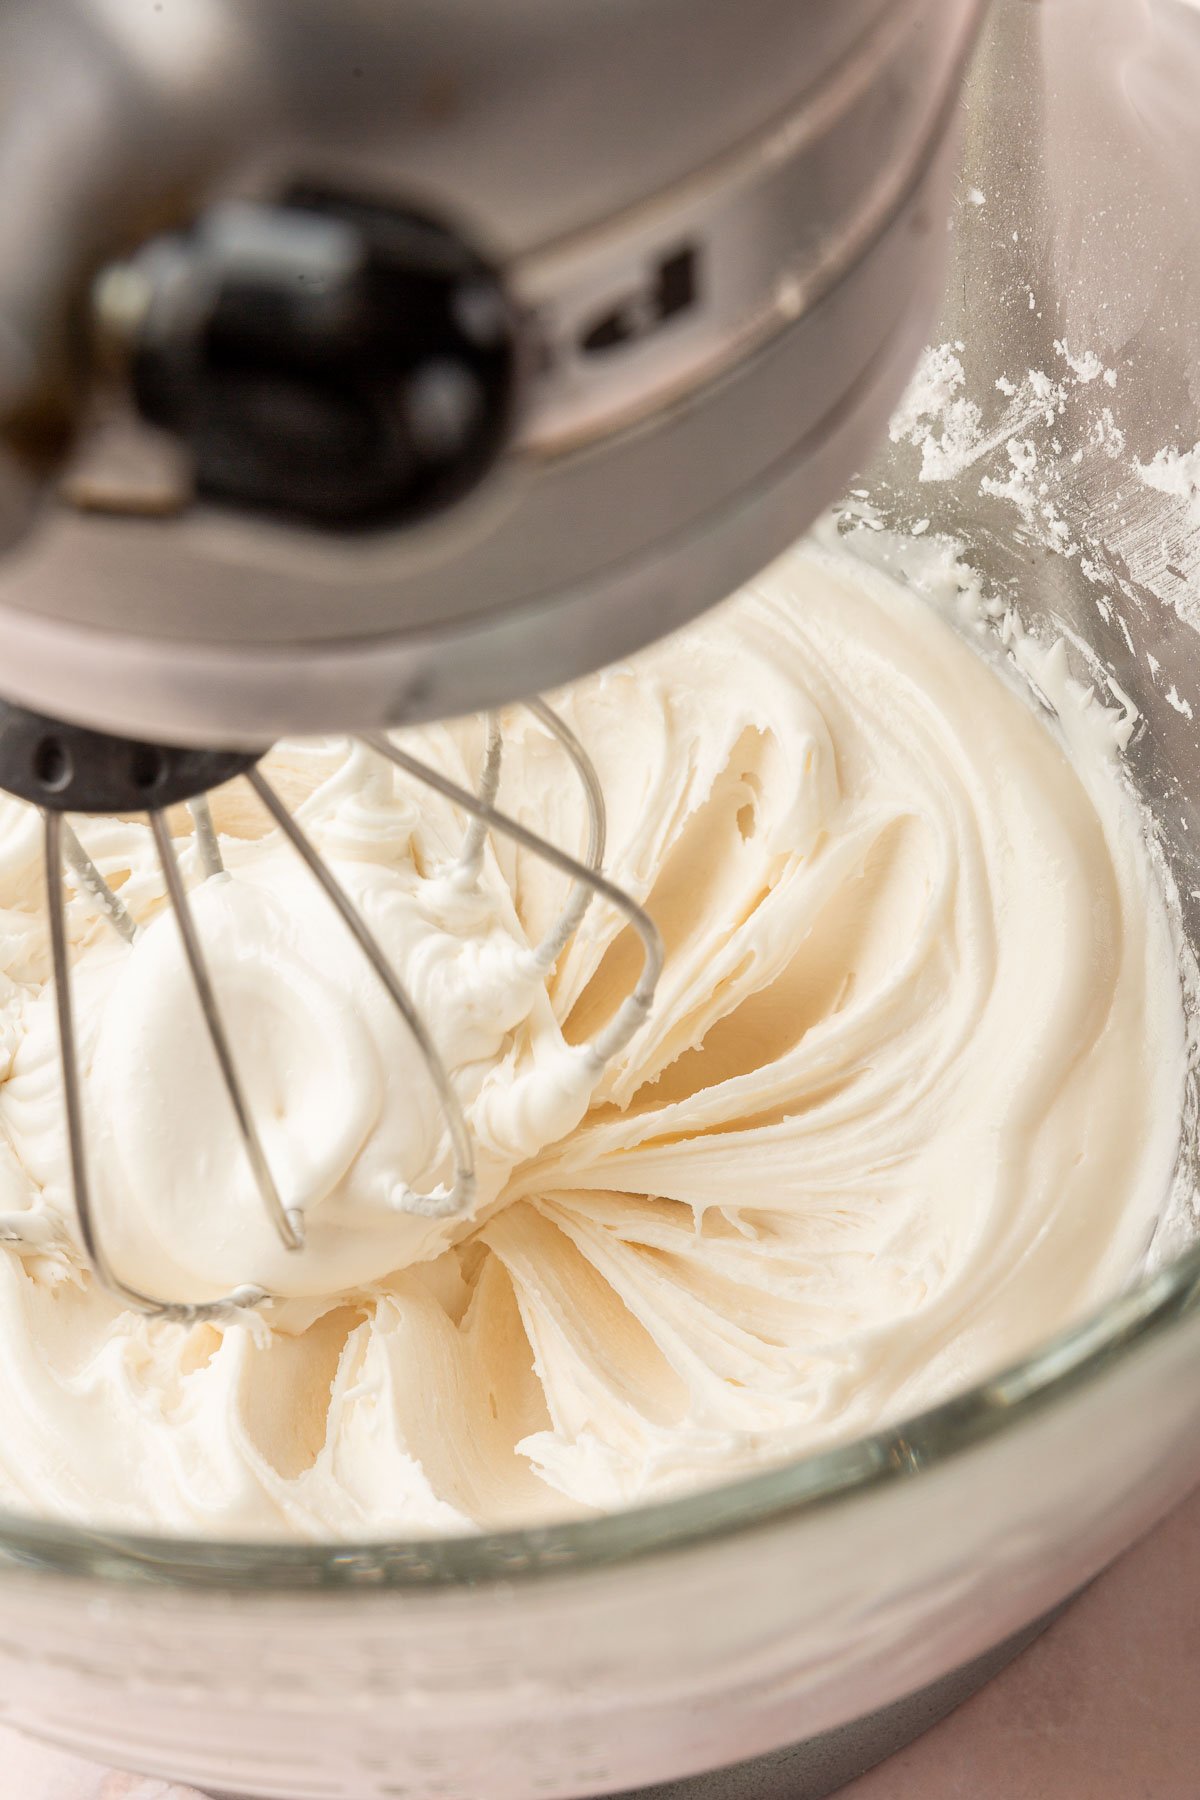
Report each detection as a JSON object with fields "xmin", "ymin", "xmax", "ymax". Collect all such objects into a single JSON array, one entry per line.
[{"xmin": 0, "ymin": 0, "xmax": 982, "ymax": 1314}]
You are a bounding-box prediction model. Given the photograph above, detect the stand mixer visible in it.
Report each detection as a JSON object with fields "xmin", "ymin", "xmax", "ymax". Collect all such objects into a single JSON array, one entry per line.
[
  {"xmin": 5, "ymin": 7, "xmax": 1200, "ymax": 1800},
  {"xmin": 0, "ymin": 0, "xmax": 983, "ymax": 1314}
]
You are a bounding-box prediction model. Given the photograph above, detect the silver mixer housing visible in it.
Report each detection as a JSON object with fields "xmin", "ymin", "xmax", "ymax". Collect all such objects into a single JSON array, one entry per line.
[{"xmin": 0, "ymin": 0, "xmax": 981, "ymax": 747}]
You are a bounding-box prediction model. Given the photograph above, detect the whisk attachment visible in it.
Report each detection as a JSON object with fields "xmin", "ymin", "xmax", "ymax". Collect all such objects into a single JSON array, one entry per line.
[{"xmin": 13, "ymin": 696, "xmax": 661, "ymax": 1320}]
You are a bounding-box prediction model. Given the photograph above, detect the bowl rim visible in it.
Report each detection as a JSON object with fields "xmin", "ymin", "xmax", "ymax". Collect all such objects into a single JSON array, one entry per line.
[{"xmin": 1, "ymin": 1228, "xmax": 1197, "ymax": 1594}]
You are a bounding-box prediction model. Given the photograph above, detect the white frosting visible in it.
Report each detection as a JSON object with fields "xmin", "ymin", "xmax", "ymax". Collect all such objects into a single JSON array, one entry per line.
[{"xmin": 0, "ymin": 539, "xmax": 1184, "ymax": 1537}]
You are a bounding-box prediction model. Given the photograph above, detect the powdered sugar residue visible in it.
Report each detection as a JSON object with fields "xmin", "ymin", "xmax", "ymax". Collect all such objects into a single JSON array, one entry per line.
[
  {"xmin": 886, "ymin": 335, "xmax": 1200, "ymax": 640},
  {"xmin": 1054, "ymin": 339, "xmax": 1110, "ymax": 384},
  {"xmin": 1137, "ymin": 444, "xmax": 1200, "ymax": 516}
]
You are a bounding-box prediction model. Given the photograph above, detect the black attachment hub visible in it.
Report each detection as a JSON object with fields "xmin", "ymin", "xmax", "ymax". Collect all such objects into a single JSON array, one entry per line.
[
  {"xmin": 125, "ymin": 188, "xmax": 519, "ymax": 529},
  {"xmin": 0, "ymin": 699, "xmax": 261, "ymax": 813}
]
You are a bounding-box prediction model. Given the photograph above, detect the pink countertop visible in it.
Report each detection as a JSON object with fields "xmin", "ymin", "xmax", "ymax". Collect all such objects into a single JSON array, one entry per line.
[{"xmin": 8, "ymin": 1483, "xmax": 1200, "ymax": 1800}]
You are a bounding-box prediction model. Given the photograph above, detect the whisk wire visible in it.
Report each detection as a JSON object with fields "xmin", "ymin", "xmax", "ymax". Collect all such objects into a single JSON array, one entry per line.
[
  {"xmin": 456, "ymin": 711, "xmax": 502, "ymax": 885},
  {"xmin": 363, "ymin": 731, "xmax": 662, "ymax": 1068},
  {"xmin": 149, "ymin": 811, "xmax": 304, "ymax": 1253},
  {"xmin": 245, "ymin": 765, "xmax": 477, "ymax": 1221},
  {"xmin": 61, "ymin": 822, "xmax": 140, "ymax": 946},
  {"xmin": 523, "ymin": 699, "xmax": 607, "ymax": 973},
  {"xmin": 44, "ymin": 810, "xmax": 269, "ymax": 1323},
  {"xmin": 187, "ymin": 794, "xmax": 225, "ymax": 879}
]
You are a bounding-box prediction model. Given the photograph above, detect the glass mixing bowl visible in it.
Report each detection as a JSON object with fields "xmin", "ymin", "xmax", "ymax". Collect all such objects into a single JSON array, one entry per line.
[{"xmin": 2, "ymin": 5, "xmax": 1200, "ymax": 1797}]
